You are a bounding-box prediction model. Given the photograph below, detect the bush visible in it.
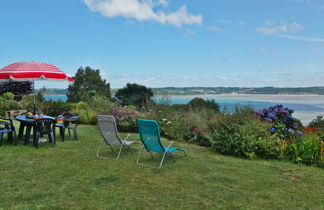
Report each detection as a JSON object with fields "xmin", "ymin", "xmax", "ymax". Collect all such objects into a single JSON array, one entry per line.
[
  {"xmin": 70, "ymin": 97, "xmax": 117, "ymax": 124},
  {"xmin": 286, "ymin": 134, "xmax": 324, "ymax": 165},
  {"xmin": 188, "ymin": 97, "xmax": 220, "ymax": 113},
  {"xmin": 255, "ymin": 104, "xmax": 303, "ymax": 139},
  {"xmin": 40, "ymin": 100, "xmax": 72, "ymax": 116},
  {"xmin": 208, "ymin": 112, "xmax": 281, "ymax": 159},
  {"xmin": 110, "ymin": 107, "xmax": 138, "ymax": 132},
  {"xmin": 151, "ymin": 104, "xmax": 212, "ymax": 143},
  {"xmin": 0, "ymin": 92, "xmax": 21, "ymax": 116}
]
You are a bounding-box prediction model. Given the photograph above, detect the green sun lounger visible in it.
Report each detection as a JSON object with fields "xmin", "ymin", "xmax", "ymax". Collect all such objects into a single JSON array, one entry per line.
[{"xmin": 136, "ymin": 119, "xmax": 186, "ymax": 168}]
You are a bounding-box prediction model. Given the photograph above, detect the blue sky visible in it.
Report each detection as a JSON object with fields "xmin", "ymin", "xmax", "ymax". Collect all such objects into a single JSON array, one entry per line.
[{"xmin": 0, "ymin": 0, "xmax": 324, "ymax": 88}]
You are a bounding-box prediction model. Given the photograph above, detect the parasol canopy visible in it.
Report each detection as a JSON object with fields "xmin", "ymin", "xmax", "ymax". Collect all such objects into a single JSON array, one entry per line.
[{"xmin": 0, "ymin": 61, "xmax": 74, "ymax": 83}]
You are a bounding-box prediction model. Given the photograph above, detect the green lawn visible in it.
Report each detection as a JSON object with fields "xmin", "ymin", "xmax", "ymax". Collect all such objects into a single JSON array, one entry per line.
[{"xmin": 0, "ymin": 124, "xmax": 324, "ymax": 209}]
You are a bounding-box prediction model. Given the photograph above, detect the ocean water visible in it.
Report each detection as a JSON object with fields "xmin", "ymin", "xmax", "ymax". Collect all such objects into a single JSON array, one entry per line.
[
  {"xmin": 44, "ymin": 95, "xmax": 324, "ymax": 124},
  {"xmin": 155, "ymin": 97, "xmax": 324, "ymax": 112},
  {"xmin": 44, "ymin": 95, "xmax": 67, "ymax": 102},
  {"xmin": 45, "ymin": 95, "xmax": 324, "ymax": 112}
]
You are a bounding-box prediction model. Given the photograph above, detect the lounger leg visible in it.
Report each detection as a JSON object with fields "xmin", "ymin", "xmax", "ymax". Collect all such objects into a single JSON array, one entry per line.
[
  {"xmin": 125, "ymin": 144, "xmax": 133, "ymax": 154},
  {"xmin": 149, "ymin": 151, "xmax": 155, "ymax": 160},
  {"xmin": 169, "ymin": 153, "xmax": 176, "ymax": 163},
  {"xmin": 96, "ymin": 140, "xmax": 104, "ymax": 158},
  {"xmin": 136, "ymin": 145, "xmax": 145, "ymax": 165},
  {"xmin": 158, "ymin": 151, "xmax": 169, "ymax": 168},
  {"xmin": 136, "ymin": 146, "xmax": 168, "ymax": 169},
  {"xmin": 97, "ymin": 139, "xmax": 123, "ymax": 160},
  {"xmin": 115, "ymin": 144, "xmax": 124, "ymax": 160}
]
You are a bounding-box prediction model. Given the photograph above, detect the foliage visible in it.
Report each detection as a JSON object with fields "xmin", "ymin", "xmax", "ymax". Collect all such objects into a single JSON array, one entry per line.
[
  {"xmin": 40, "ymin": 100, "xmax": 72, "ymax": 117},
  {"xmin": 255, "ymin": 104, "xmax": 303, "ymax": 139},
  {"xmin": 0, "ymin": 81, "xmax": 34, "ymax": 96},
  {"xmin": 208, "ymin": 111, "xmax": 281, "ymax": 159},
  {"xmin": 287, "ymin": 135, "xmax": 324, "ymax": 165},
  {"xmin": 110, "ymin": 107, "xmax": 138, "ymax": 132},
  {"xmin": 188, "ymin": 97, "xmax": 220, "ymax": 113},
  {"xmin": 69, "ymin": 97, "xmax": 116, "ymax": 125},
  {"xmin": 67, "ymin": 66, "xmax": 111, "ymax": 103},
  {"xmin": 115, "ymin": 83, "xmax": 154, "ymax": 111},
  {"xmin": 308, "ymin": 115, "xmax": 324, "ymax": 138},
  {"xmin": 0, "ymin": 92, "xmax": 21, "ymax": 116}
]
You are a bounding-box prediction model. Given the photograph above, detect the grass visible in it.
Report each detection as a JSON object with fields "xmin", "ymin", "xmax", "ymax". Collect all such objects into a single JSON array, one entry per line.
[{"xmin": 1, "ymin": 124, "xmax": 324, "ymax": 209}]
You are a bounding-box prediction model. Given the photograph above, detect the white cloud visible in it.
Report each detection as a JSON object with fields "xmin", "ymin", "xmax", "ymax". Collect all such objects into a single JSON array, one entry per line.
[
  {"xmin": 311, "ymin": 45, "xmax": 324, "ymax": 50},
  {"xmin": 108, "ymin": 71, "xmax": 324, "ymax": 88},
  {"xmin": 256, "ymin": 21, "xmax": 303, "ymax": 35},
  {"xmin": 207, "ymin": 26, "xmax": 223, "ymax": 32},
  {"xmin": 219, "ymin": 76, "xmax": 228, "ymax": 81},
  {"xmin": 238, "ymin": 21, "xmax": 247, "ymax": 26},
  {"xmin": 83, "ymin": 0, "xmax": 203, "ymax": 27},
  {"xmin": 259, "ymin": 47, "xmax": 268, "ymax": 52},
  {"xmin": 185, "ymin": 28, "xmax": 195, "ymax": 36},
  {"xmin": 277, "ymin": 34, "xmax": 324, "ymax": 42},
  {"xmin": 157, "ymin": 0, "xmax": 168, "ymax": 7}
]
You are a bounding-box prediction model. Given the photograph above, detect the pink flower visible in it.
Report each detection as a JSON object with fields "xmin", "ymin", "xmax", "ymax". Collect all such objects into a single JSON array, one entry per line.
[{"xmin": 255, "ymin": 110, "xmax": 262, "ymax": 115}]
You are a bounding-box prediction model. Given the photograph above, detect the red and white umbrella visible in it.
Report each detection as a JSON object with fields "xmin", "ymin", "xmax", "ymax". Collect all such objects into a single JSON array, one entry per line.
[{"xmin": 0, "ymin": 61, "xmax": 74, "ymax": 83}]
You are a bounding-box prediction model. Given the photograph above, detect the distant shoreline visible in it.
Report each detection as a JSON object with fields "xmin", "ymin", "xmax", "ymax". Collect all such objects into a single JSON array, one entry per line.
[
  {"xmin": 155, "ymin": 94, "xmax": 324, "ymax": 105},
  {"xmin": 155, "ymin": 93, "xmax": 323, "ymax": 97}
]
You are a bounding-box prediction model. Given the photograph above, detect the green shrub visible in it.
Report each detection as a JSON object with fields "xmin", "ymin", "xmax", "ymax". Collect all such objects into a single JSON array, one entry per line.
[
  {"xmin": 287, "ymin": 134, "xmax": 323, "ymax": 165},
  {"xmin": 70, "ymin": 97, "xmax": 117, "ymax": 124},
  {"xmin": 188, "ymin": 97, "xmax": 220, "ymax": 113},
  {"xmin": 40, "ymin": 100, "xmax": 72, "ymax": 116},
  {"xmin": 208, "ymin": 112, "xmax": 281, "ymax": 159},
  {"xmin": 0, "ymin": 92, "xmax": 21, "ymax": 116},
  {"xmin": 110, "ymin": 107, "xmax": 138, "ymax": 132}
]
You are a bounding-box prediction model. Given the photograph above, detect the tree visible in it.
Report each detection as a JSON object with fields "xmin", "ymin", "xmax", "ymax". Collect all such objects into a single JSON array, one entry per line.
[
  {"xmin": 67, "ymin": 66, "xmax": 111, "ymax": 103},
  {"xmin": 188, "ymin": 97, "xmax": 220, "ymax": 112},
  {"xmin": 115, "ymin": 83, "xmax": 154, "ymax": 110},
  {"xmin": 0, "ymin": 81, "xmax": 34, "ymax": 96}
]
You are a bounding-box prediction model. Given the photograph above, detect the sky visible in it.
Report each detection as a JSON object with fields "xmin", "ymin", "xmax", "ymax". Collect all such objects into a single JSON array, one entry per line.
[{"xmin": 0, "ymin": 0, "xmax": 324, "ymax": 89}]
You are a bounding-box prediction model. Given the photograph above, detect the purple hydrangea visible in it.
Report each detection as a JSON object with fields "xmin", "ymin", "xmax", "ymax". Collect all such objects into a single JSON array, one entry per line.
[
  {"xmin": 255, "ymin": 104, "xmax": 302, "ymax": 137},
  {"xmin": 264, "ymin": 118, "xmax": 273, "ymax": 122},
  {"xmin": 288, "ymin": 128, "xmax": 295, "ymax": 135}
]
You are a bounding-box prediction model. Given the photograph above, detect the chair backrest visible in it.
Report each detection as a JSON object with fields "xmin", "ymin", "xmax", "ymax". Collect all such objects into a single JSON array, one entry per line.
[
  {"xmin": 35, "ymin": 118, "xmax": 56, "ymax": 133},
  {"xmin": 66, "ymin": 115, "xmax": 80, "ymax": 127},
  {"xmin": 0, "ymin": 118, "xmax": 15, "ymax": 131},
  {"xmin": 137, "ymin": 119, "xmax": 165, "ymax": 153},
  {"xmin": 97, "ymin": 115, "xmax": 122, "ymax": 145}
]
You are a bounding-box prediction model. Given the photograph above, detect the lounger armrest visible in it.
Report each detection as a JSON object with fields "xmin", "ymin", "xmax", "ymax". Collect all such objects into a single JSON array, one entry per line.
[
  {"xmin": 123, "ymin": 133, "xmax": 131, "ymax": 141},
  {"xmin": 165, "ymin": 141, "xmax": 174, "ymax": 151}
]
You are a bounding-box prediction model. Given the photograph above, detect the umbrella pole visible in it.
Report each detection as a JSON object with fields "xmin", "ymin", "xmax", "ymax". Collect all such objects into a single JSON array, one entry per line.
[{"xmin": 33, "ymin": 81, "xmax": 36, "ymax": 115}]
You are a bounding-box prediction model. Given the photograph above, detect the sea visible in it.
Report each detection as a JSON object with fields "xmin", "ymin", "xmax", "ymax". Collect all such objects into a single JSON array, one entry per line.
[{"xmin": 44, "ymin": 95, "xmax": 324, "ymax": 125}]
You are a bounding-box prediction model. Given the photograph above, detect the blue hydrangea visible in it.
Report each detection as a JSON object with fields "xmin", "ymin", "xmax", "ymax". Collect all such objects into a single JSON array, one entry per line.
[
  {"xmin": 265, "ymin": 118, "xmax": 273, "ymax": 122},
  {"xmin": 288, "ymin": 128, "xmax": 294, "ymax": 135}
]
